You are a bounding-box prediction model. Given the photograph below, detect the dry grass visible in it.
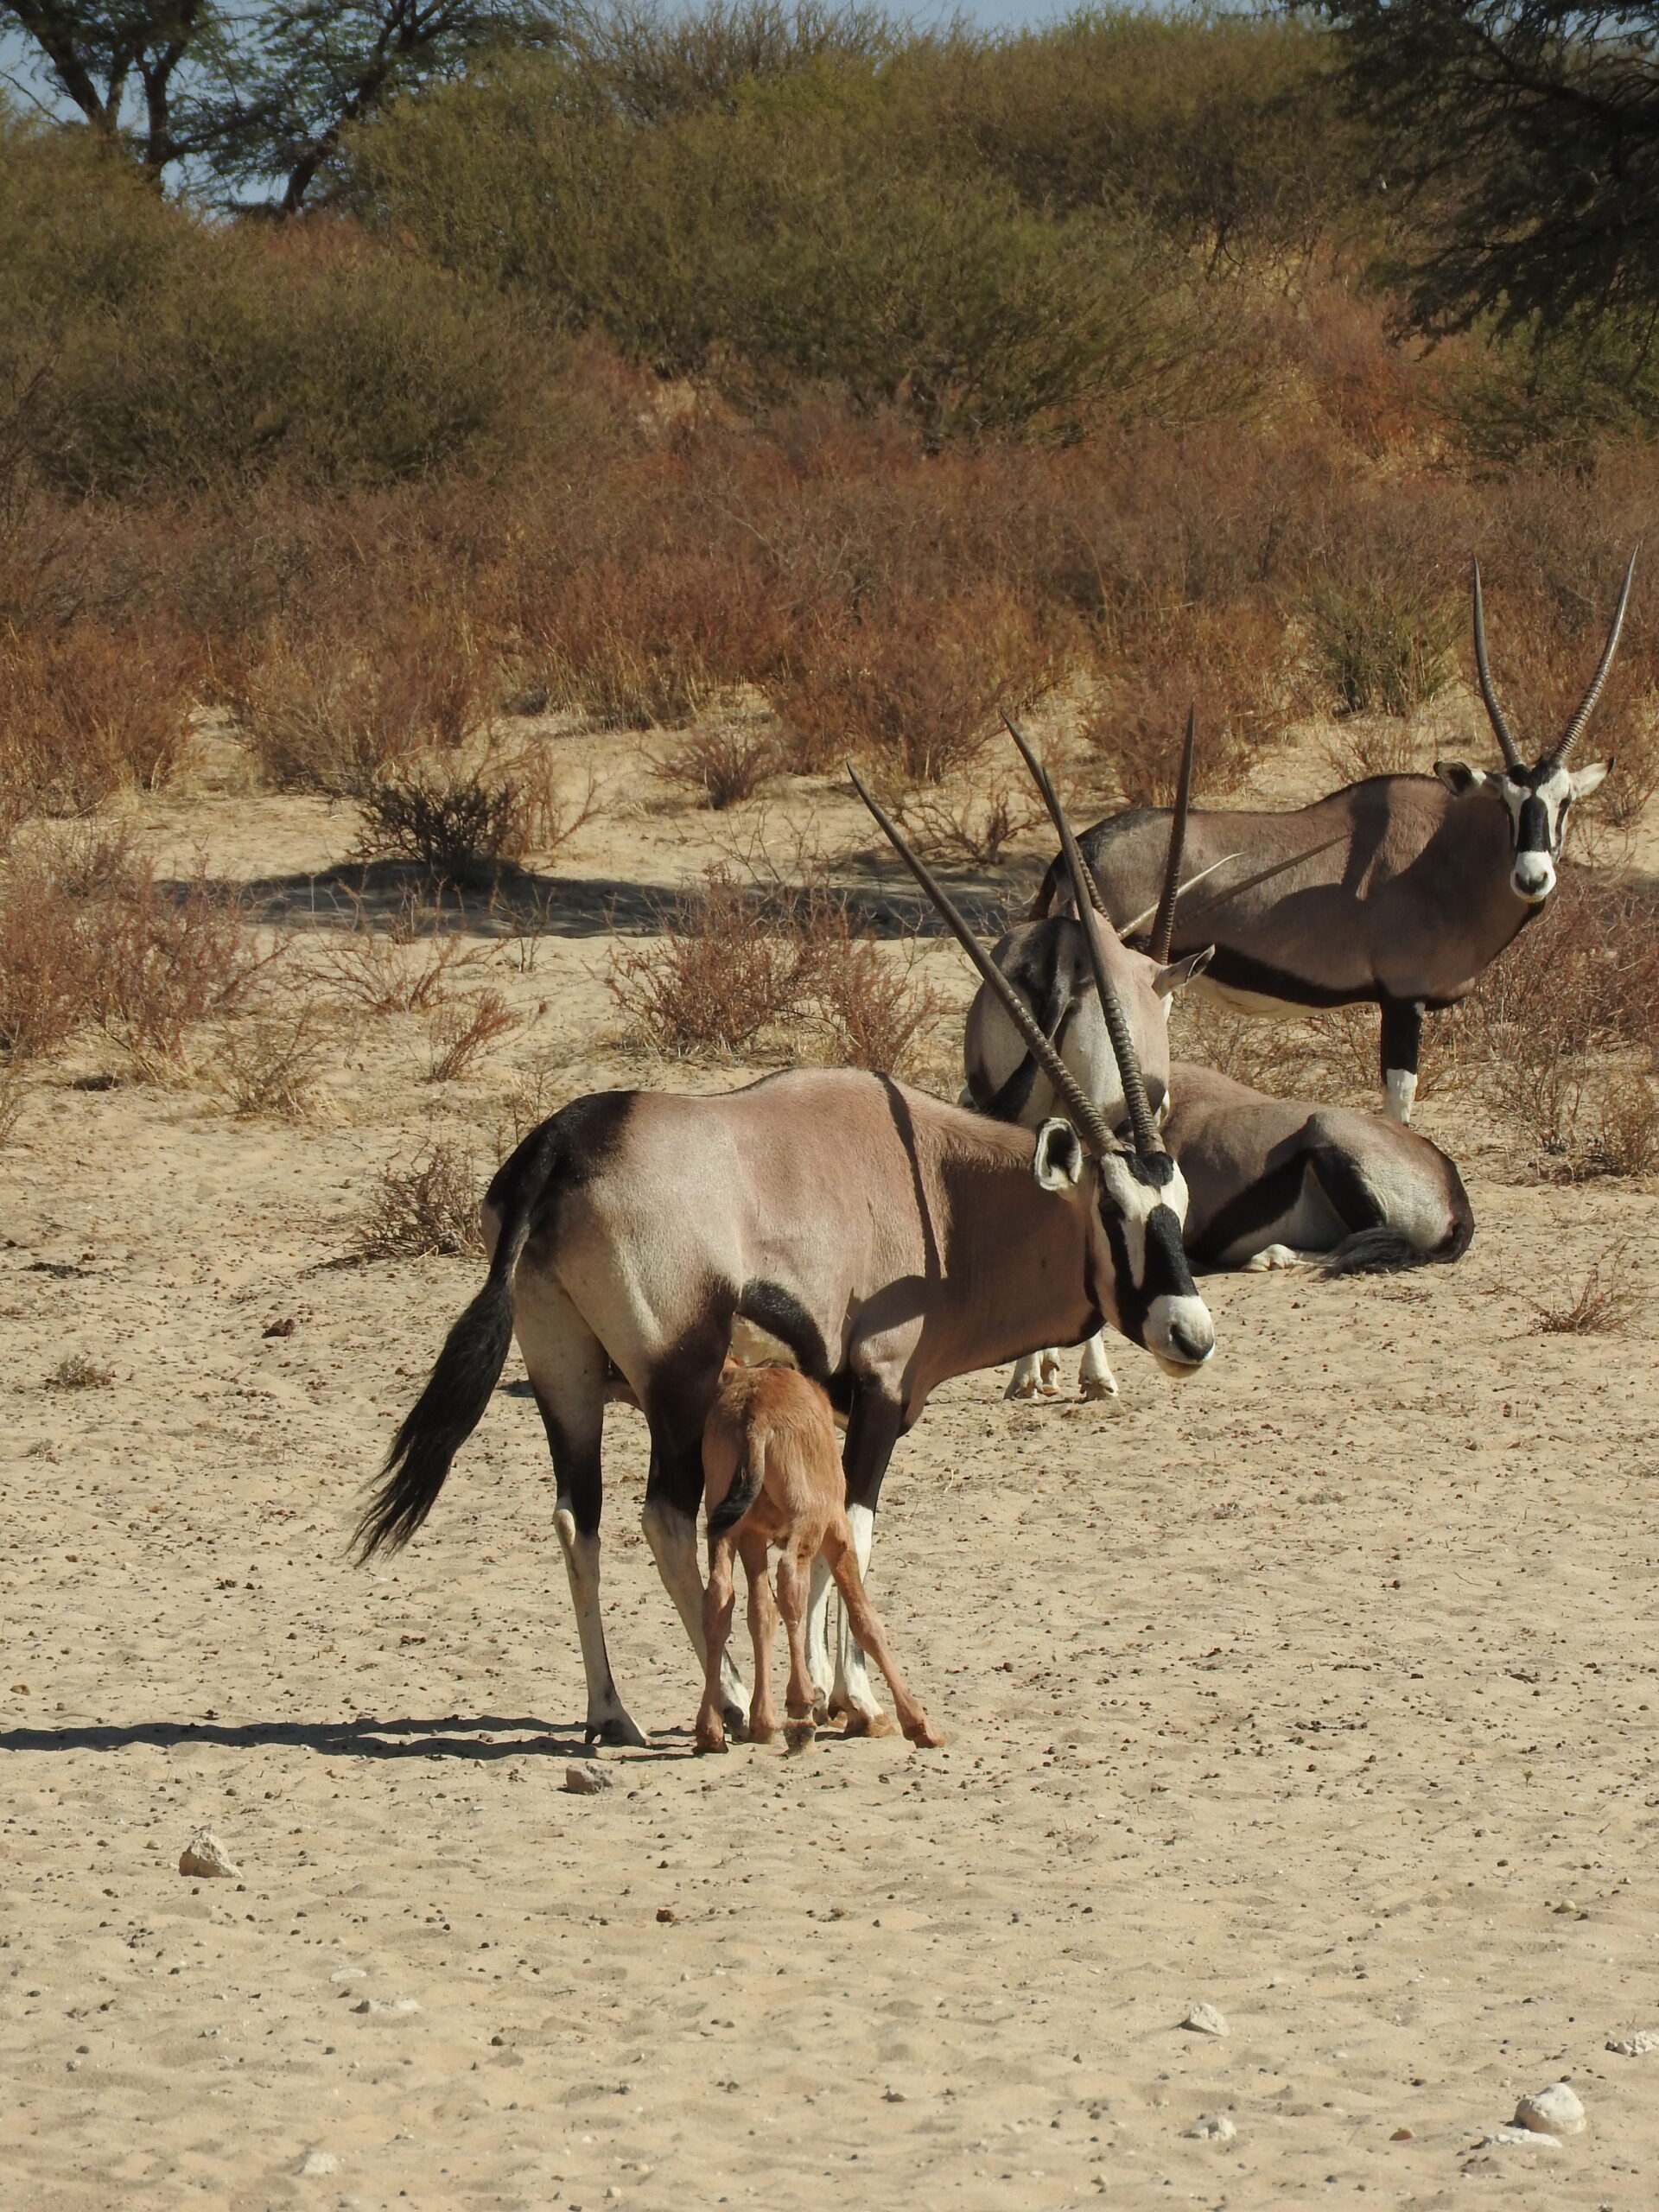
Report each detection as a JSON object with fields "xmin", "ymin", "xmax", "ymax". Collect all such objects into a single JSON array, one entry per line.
[
  {"xmin": 211, "ymin": 1001, "xmax": 336, "ymax": 1121},
  {"xmin": 607, "ymin": 868, "xmax": 804, "ymax": 1057},
  {"xmin": 44, "ymin": 1352, "xmax": 113, "ymax": 1390},
  {"xmin": 424, "ymin": 988, "xmax": 522, "ymax": 1082},
  {"xmin": 351, "ymin": 753, "xmax": 601, "ymax": 886},
  {"xmin": 0, "ymin": 827, "xmax": 261, "ymax": 1075},
  {"xmin": 1077, "ymin": 599, "xmax": 1290, "ymax": 805},
  {"xmin": 656, "ymin": 723, "xmax": 779, "ymax": 810},
  {"xmin": 891, "ymin": 777, "xmax": 1047, "ymax": 868},
  {"xmin": 1529, "ymin": 1244, "xmax": 1641, "ymax": 1335},
  {"xmin": 0, "ymin": 624, "xmax": 200, "ymax": 818},
  {"xmin": 353, "ymin": 1139, "xmax": 482, "ymax": 1261},
  {"xmin": 607, "ymin": 867, "xmax": 943, "ymax": 1074},
  {"xmin": 316, "ymin": 892, "xmax": 483, "ymax": 1014}
]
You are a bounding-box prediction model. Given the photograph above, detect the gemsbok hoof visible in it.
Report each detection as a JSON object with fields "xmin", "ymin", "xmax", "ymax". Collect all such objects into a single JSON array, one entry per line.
[
  {"xmin": 841, "ymin": 1710, "xmax": 897, "ymax": 1740},
  {"xmin": 784, "ymin": 1719, "xmax": 817, "ymax": 1754},
  {"xmin": 1077, "ymin": 1375, "xmax": 1118, "ymax": 1402},
  {"xmin": 905, "ymin": 1720, "xmax": 946, "ymax": 1749},
  {"xmin": 694, "ymin": 1729, "xmax": 729, "ymax": 1756}
]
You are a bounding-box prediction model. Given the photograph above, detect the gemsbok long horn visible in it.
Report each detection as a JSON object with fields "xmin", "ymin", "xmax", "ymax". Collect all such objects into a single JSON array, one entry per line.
[
  {"xmin": 1149, "ymin": 706, "xmax": 1197, "ymax": 965},
  {"xmin": 1554, "ymin": 549, "xmax": 1638, "ymax": 764},
  {"xmin": 1471, "ymin": 560, "xmax": 1523, "ymax": 772},
  {"xmin": 847, "ymin": 767, "xmax": 1120, "ymax": 1160},
  {"xmin": 1000, "ymin": 712, "xmax": 1163, "ymax": 1159},
  {"xmin": 1119, "ymin": 855, "xmax": 1240, "ymax": 945}
]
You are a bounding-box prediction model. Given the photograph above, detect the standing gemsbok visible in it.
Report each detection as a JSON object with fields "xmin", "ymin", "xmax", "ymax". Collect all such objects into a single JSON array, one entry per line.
[
  {"xmin": 1030, "ymin": 556, "xmax": 1636, "ymax": 1124},
  {"xmin": 964, "ymin": 711, "xmax": 1217, "ymax": 1399},
  {"xmin": 356, "ymin": 735, "xmax": 1215, "ymax": 1748}
]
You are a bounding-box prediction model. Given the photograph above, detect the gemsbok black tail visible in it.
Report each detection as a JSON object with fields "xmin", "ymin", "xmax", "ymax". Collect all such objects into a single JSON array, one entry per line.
[{"xmin": 353, "ymin": 1143, "xmax": 548, "ymax": 1563}]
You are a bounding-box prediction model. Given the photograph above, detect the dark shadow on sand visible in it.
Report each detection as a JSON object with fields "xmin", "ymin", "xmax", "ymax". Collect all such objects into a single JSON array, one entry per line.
[
  {"xmin": 161, "ymin": 857, "xmax": 1022, "ymax": 944},
  {"xmin": 0, "ymin": 1710, "xmax": 693, "ymax": 1762}
]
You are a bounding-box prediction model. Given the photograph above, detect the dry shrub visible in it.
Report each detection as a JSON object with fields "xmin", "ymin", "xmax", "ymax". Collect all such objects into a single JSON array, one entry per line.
[
  {"xmin": 768, "ymin": 588, "xmax": 1054, "ymax": 783},
  {"xmin": 318, "ymin": 891, "xmax": 483, "ymax": 1014},
  {"xmin": 520, "ymin": 547, "xmax": 789, "ymax": 731},
  {"xmin": 45, "ymin": 1352, "xmax": 113, "ymax": 1390},
  {"xmin": 212, "ymin": 1001, "xmax": 335, "ymax": 1120},
  {"xmin": 424, "ymin": 988, "xmax": 522, "ymax": 1081},
  {"xmin": 354, "ymin": 765, "xmax": 524, "ymax": 885},
  {"xmin": 1529, "ymin": 1244, "xmax": 1641, "ymax": 1335},
  {"xmin": 238, "ymin": 609, "xmax": 486, "ymax": 796},
  {"xmin": 607, "ymin": 867, "xmax": 940, "ymax": 1072},
  {"xmin": 892, "ymin": 776, "xmax": 1046, "ymax": 867},
  {"xmin": 657, "ymin": 722, "xmax": 779, "ymax": 810},
  {"xmin": 1078, "ymin": 599, "xmax": 1289, "ymax": 804},
  {"xmin": 798, "ymin": 902, "xmax": 944, "ymax": 1078},
  {"xmin": 352, "ymin": 753, "xmax": 600, "ymax": 884},
  {"xmin": 353, "ymin": 1139, "xmax": 482, "ymax": 1260},
  {"xmin": 607, "ymin": 868, "xmax": 803, "ymax": 1056},
  {"xmin": 0, "ymin": 827, "xmax": 257, "ymax": 1072},
  {"xmin": 0, "ymin": 622, "xmax": 200, "ymax": 816},
  {"xmin": 1301, "ymin": 571, "xmax": 1460, "ymax": 721},
  {"xmin": 1320, "ymin": 714, "xmax": 1436, "ymax": 785}
]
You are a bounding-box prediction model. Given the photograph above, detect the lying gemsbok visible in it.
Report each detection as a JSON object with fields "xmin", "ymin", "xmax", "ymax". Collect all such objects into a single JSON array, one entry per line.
[
  {"xmin": 1030, "ymin": 556, "xmax": 1635, "ymax": 1124},
  {"xmin": 1165, "ymin": 1063, "xmax": 1474, "ymax": 1275},
  {"xmin": 356, "ymin": 753, "xmax": 1215, "ymax": 1747}
]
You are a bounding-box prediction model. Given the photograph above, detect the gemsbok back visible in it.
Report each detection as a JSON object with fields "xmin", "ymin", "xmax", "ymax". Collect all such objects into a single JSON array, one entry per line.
[
  {"xmin": 1029, "ymin": 556, "xmax": 1636, "ymax": 1125},
  {"xmin": 356, "ymin": 740, "xmax": 1215, "ymax": 1747}
]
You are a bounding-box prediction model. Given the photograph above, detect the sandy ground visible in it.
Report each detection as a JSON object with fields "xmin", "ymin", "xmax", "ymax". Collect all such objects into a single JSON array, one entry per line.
[{"xmin": 3, "ymin": 726, "xmax": 1658, "ymax": 2212}]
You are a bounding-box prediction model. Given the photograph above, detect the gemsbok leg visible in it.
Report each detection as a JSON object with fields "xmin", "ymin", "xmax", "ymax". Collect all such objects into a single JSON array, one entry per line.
[
  {"xmin": 641, "ymin": 1349, "xmax": 748, "ymax": 1739},
  {"xmin": 1380, "ymin": 995, "xmax": 1425, "ymax": 1125},
  {"xmin": 825, "ymin": 1380, "xmax": 906, "ymax": 1738},
  {"xmin": 513, "ymin": 1273, "xmax": 645, "ymax": 1747}
]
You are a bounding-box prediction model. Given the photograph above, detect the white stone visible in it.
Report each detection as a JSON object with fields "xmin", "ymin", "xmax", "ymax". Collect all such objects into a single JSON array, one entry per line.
[
  {"xmin": 1607, "ymin": 2029, "xmax": 1659, "ymax": 2057},
  {"xmin": 1182, "ymin": 2113, "xmax": 1236, "ymax": 2142},
  {"xmin": 1179, "ymin": 2002, "xmax": 1228, "ymax": 2037},
  {"xmin": 1478, "ymin": 2126, "xmax": 1561, "ymax": 2150},
  {"xmin": 330, "ymin": 1967, "xmax": 367, "ymax": 1984},
  {"xmin": 1514, "ymin": 2082, "xmax": 1585, "ymax": 2136},
  {"xmin": 350, "ymin": 1996, "xmax": 422, "ymax": 2016},
  {"xmin": 297, "ymin": 2150, "xmax": 340, "ymax": 2177},
  {"xmin": 563, "ymin": 1762, "xmax": 615, "ymax": 1795},
  {"xmin": 178, "ymin": 1830, "xmax": 239, "ymax": 1879}
]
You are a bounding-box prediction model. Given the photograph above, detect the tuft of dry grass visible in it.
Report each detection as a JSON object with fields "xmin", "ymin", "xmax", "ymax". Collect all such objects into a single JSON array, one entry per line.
[
  {"xmin": 353, "ymin": 1140, "xmax": 482, "ymax": 1261},
  {"xmin": 45, "ymin": 1351, "xmax": 113, "ymax": 1390},
  {"xmin": 317, "ymin": 892, "xmax": 483, "ymax": 1014},
  {"xmin": 656, "ymin": 723, "xmax": 778, "ymax": 810},
  {"xmin": 211, "ymin": 1001, "xmax": 336, "ymax": 1120},
  {"xmin": 424, "ymin": 988, "xmax": 522, "ymax": 1082},
  {"xmin": 892, "ymin": 777, "xmax": 1046, "ymax": 868},
  {"xmin": 1529, "ymin": 1244, "xmax": 1641, "ymax": 1335}
]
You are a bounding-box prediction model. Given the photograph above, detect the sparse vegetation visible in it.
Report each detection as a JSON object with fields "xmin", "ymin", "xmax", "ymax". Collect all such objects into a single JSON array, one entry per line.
[
  {"xmin": 1529, "ymin": 1244, "xmax": 1642, "ymax": 1337},
  {"xmin": 44, "ymin": 1352, "xmax": 113, "ymax": 1390},
  {"xmin": 353, "ymin": 1140, "xmax": 484, "ymax": 1260},
  {"xmin": 423, "ymin": 988, "xmax": 523, "ymax": 1081}
]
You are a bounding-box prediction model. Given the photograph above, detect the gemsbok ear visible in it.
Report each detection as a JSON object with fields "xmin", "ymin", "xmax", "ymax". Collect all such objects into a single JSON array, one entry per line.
[
  {"xmin": 1434, "ymin": 760, "xmax": 1491, "ymax": 797},
  {"xmin": 1033, "ymin": 1118, "xmax": 1084, "ymax": 1192},
  {"xmin": 1154, "ymin": 945, "xmax": 1214, "ymax": 998},
  {"xmin": 1569, "ymin": 760, "xmax": 1611, "ymax": 799}
]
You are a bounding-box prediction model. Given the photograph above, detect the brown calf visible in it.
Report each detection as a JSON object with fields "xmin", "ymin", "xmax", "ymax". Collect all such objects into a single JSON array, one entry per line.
[{"xmin": 696, "ymin": 1363, "xmax": 943, "ymax": 1756}]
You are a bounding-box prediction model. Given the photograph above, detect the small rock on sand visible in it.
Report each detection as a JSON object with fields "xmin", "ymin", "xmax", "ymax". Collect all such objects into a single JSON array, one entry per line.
[
  {"xmin": 1478, "ymin": 2126, "xmax": 1561, "ymax": 2150},
  {"xmin": 178, "ymin": 1830, "xmax": 239, "ymax": 1879},
  {"xmin": 564, "ymin": 1762, "xmax": 614, "ymax": 1795},
  {"xmin": 297, "ymin": 2149, "xmax": 340, "ymax": 2177},
  {"xmin": 1608, "ymin": 2029, "xmax": 1659, "ymax": 2057},
  {"xmin": 1179, "ymin": 2002, "xmax": 1228, "ymax": 2037},
  {"xmin": 1513, "ymin": 2082, "xmax": 1585, "ymax": 2136},
  {"xmin": 1182, "ymin": 2113, "xmax": 1236, "ymax": 2142},
  {"xmin": 350, "ymin": 1996, "xmax": 421, "ymax": 2015}
]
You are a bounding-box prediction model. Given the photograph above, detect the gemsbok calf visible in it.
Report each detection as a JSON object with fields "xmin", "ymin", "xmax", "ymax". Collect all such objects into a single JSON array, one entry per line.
[
  {"xmin": 698, "ymin": 1362, "xmax": 941, "ymax": 1755},
  {"xmin": 357, "ymin": 753, "xmax": 1214, "ymax": 1747},
  {"xmin": 1029, "ymin": 556, "xmax": 1636, "ymax": 1125}
]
